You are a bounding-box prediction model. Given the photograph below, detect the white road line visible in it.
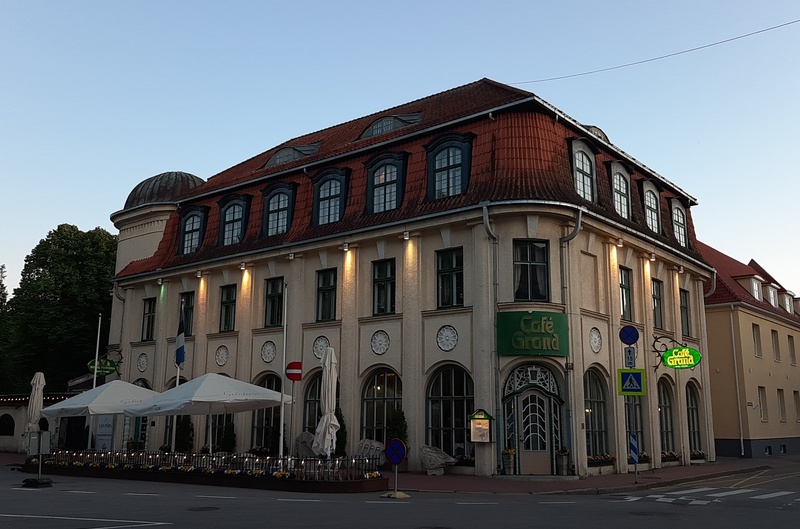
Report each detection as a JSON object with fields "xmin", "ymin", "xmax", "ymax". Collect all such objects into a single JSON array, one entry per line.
[
  {"xmin": 688, "ymin": 500, "xmax": 711, "ymax": 505},
  {"xmin": 750, "ymin": 491, "xmax": 796, "ymax": 500},
  {"xmin": 0, "ymin": 513, "xmax": 170, "ymax": 527},
  {"xmin": 125, "ymin": 493, "xmax": 161, "ymax": 496},
  {"xmin": 63, "ymin": 490, "xmax": 97, "ymax": 494},
  {"xmin": 667, "ymin": 487, "xmax": 718, "ymax": 495},
  {"xmin": 655, "ymin": 497, "xmax": 676, "ymax": 503},
  {"xmin": 707, "ymin": 488, "xmax": 757, "ymax": 497}
]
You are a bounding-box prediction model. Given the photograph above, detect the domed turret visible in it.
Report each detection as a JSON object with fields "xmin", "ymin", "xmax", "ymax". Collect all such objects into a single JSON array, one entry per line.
[{"xmin": 123, "ymin": 171, "xmax": 204, "ymax": 210}]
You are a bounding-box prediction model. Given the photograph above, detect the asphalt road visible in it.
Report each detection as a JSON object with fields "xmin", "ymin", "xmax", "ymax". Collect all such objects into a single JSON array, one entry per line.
[{"xmin": 2, "ymin": 466, "xmax": 798, "ymax": 528}]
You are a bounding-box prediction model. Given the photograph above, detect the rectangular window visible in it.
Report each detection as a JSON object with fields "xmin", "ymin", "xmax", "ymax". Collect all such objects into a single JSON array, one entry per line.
[
  {"xmin": 437, "ymin": 248, "xmax": 464, "ymax": 308},
  {"xmin": 758, "ymin": 386, "xmax": 768, "ymax": 422},
  {"xmin": 790, "ymin": 335, "xmax": 797, "ymax": 365},
  {"xmin": 794, "ymin": 391, "xmax": 800, "ymax": 422},
  {"xmin": 513, "ymin": 240, "xmax": 549, "ymax": 302},
  {"xmin": 679, "ymin": 289, "xmax": 691, "ymax": 336},
  {"xmin": 372, "ymin": 259, "xmax": 396, "ymax": 315},
  {"xmin": 141, "ymin": 298, "xmax": 156, "ymax": 341},
  {"xmin": 620, "ymin": 267, "xmax": 633, "ymax": 321},
  {"xmin": 220, "ymin": 285, "xmax": 236, "ymax": 332},
  {"xmin": 778, "ymin": 389, "xmax": 786, "ymax": 422},
  {"xmin": 180, "ymin": 291, "xmax": 195, "ymax": 336},
  {"xmin": 264, "ymin": 278, "xmax": 284, "ymax": 327},
  {"xmin": 753, "ymin": 324, "xmax": 762, "ymax": 357},
  {"xmin": 316, "ymin": 269, "xmax": 337, "ymax": 322},
  {"xmin": 652, "ymin": 279, "xmax": 664, "ymax": 329},
  {"xmin": 772, "ymin": 330, "xmax": 781, "ymax": 362}
]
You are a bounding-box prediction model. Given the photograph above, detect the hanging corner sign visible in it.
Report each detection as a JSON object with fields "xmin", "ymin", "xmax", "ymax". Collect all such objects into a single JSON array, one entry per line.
[
  {"xmin": 285, "ymin": 361, "xmax": 303, "ymax": 382},
  {"xmin": 619, "ymin": 325, "xmax": 639, "ymax": 345},
  {"xmin": 87, "ymin": 358, "xmax": 118, "ymax": 376},
  {"xmin": 384, "ymin": 438, "xmax": 407, "ymax": 465},
  {"xmin": 662, "ymin": 347, "xmax": 702, "ymax": 369}
]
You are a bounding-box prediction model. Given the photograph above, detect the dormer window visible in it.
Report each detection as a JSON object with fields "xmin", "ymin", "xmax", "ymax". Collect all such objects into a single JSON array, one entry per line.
[
  {"xmin": 261, "ymin": 183, "xmax": 297, "ymax": 237},
  {"xmin": 178, "ymin": 206, "xmax": 208, "ymax": 255},
  {"xmin": 264, "ymin": 143, "xmax": 321, "ymax": 168},
  {"xmin": 570, "ymin": 140, "xmax": 597, "ymax": 202},
  {"xmin": 218, "ymin": 195, "xmax": 251, "ymax": 246},
  {"xmin": 642, "ymin": 181, "xmax": 661, "ymax": 234},
  {"xmin": 751, "ymin": 279, "xmax": 762, "ymax": 300},
  {"xmin": 312, "ymin": 168, "xmax": 349, "ymax": 226},
  {"xmin": 672, "ymin": 204, "xmax": 688, "ymax": 247},
  {"xmin": 768, "ymin": 287, "xmax": 778, "ymax": 307},
  {"xmin": 610, "ymin": 163, "xmax": 631, "ymax": 220},
  {"xmin": 365, "ymin": 152, "xmax": 407, "ymax": 214},
  {"xmin": 784, "ymin": 294, "xmax": 794, "ymax": 313},
  {"xmin": 424, "ymin": 133, "xmax": 474, "ymax": 201},
  {"xmin": 360, "ymin": 113, "xmax": 422, "ymax": 139}
]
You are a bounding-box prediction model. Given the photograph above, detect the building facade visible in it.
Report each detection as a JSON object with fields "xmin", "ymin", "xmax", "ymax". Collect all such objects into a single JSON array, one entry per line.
[
  {"xmin": 698, "ymin": 242, "xmax": 800, "ymax": 457},
  {"xmin": 108, "ymin": 79, "xmax": 715, "ymax": 476}
]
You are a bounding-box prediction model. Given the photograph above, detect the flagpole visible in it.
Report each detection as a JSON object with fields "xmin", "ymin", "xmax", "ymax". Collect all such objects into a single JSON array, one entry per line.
[
  {"xmin": 171, "ymin": 301, "xmax": 185, "ymax": 453},
  {"xmin": 87, "ymin": 313, "xmax": 101, "ymax": 450},
  {"xmin": 278, "ymin": 282, "xmax": 288, "ymax": 459}
]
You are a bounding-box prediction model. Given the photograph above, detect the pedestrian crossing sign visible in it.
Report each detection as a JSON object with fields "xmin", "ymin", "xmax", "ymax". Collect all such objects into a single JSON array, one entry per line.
[{"xmin": 617, "ymin": 369, "xmax": 646, "ymax": 396}]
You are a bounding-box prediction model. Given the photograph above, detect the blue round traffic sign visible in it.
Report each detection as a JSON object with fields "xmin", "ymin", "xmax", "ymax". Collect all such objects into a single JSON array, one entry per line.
[
  {"xmin": 619, "ymin": 325, "xmax": 639, "ymax": 345},
  {"xmin": 384, "ymin": 438, "xmax": 407, "ymax": 465}
]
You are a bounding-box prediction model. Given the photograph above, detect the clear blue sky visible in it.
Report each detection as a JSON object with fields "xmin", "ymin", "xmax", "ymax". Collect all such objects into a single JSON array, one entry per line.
[{"xmin": 2, "ymin": 1, "xmax": 799, "ymax": 294}]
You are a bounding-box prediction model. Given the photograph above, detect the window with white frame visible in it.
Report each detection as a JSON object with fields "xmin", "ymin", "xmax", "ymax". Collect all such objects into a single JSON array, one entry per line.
[
  {"xmin": 318, "ymin": 179, "xmax": 341, "ymax": 225},
  {"xmin": 574, "ymin": 150, "xmax": 594, "ymax": 201},
  {"xmin": 644, "ymin": 190, "xmax": 660, "ymax": 233},
  {"xmin": 753, "ymin": 324, "xmax": 762, "ymax": 357},
  {"xmin": 220, "ymin": 196, "xmax": 249, "ymax": 246},
  {"xmin": 768, "ymin": 287, "xmax": 778, "ymax": 307},
  {"xmin": 365, "ymin": 152, "xmax": 407, "ymax": 214},
  {"xmin": 620, "ymin": 267, "xmax": 633, "ymax": 321},
  {"xmin": 772, "ymin": 329, "xmax": 781, "ymax": 362},
  {"xmin": 612, "ymin": 172, "xmax": 631, "ymax": 219},
  {"xmin": 751, "ymin": 279, "xmax": 762, "ymax": 300},
  {"xmin": 313, "ymin": 168, "xmax": 348, "ymax": 226},
  {"xmin": 672, "ymin": 206, "xmax": 687, "ymax": 247},
  {"xmin": 758, "ymin": 386, "xmax": 768, "ymax": 421},
  {"xmin": 265, "ymin": 191, "xmax": 290, "ymax": 236},
  {"xmin": 425, "ymin": 133, "xmax": 474, "ymax": 201},
  {"xmin": 583, "ymin": 370, "xmax": 608, "ymax": 457},
  {"xmin": 181, "ymin": 213, "xmax": 202, "ymax": 254},
  {"xmin": 778, "ymin": 389, "xmax": 787, "ymax": 422}
]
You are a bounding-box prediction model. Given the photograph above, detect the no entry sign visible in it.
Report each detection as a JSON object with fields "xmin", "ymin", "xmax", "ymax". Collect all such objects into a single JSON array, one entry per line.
[{"xmin": 286, "ymin": 361, "xmax": 302, "ymax": 382}]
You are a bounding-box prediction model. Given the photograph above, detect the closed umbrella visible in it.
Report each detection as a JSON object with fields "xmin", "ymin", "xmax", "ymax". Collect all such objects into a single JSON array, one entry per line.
[
  {"xmin": 25, "ymin": 372, "xmax": 46, "ymax": 454},
  {"xmin": 312, "ymin": 347, "xmax": 339, "ymax": 457}
]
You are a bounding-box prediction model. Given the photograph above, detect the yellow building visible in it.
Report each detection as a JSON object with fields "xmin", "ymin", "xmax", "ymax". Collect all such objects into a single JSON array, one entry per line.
[
  {"xmin": 698, "ymin": 241, "xmax": 800, "ymax": 457},
  {"xmin": 108, "ymin": 79, "xmax": 715, "ymax": 476}
]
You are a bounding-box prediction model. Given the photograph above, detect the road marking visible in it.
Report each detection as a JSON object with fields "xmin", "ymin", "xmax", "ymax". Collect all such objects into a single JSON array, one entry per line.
[
  {"xmin": 610, "ymin": 496, "xmax": 642, "ymax": 502},
  {"xmin": 655, "ymin": 497, "xmax": 676, "ymax": 503},
  {"xmin": 539, "ymin": 501, "xmax": 576, "ymax": 504},
  {"xmin": 0, "ymin": 513, "xmax": 170, "ymax": 527},
  {"xmin": 750, "ymin": 491, "xmax": 796, "ymax": 500},
  {"xmin": 276, "ymin": 498, "xmax": 321, "ymax": 502},
  {"xmin": 688, "ymin": 499, "xmax": 711, "ymax": 505},
  {"xmin": 125, "ymin": 493, "xmax": 161, "ymax": 496},
  {"xmin": 64, "ymin": 490, "xmax": 97, "ymax": 494},
  {"xmin": 196, "ymin": 495, "xmax": 236, "ymax": 499},
  {"xmin": 666, "ymin": 487, "xmax": 717, "ymax": 495},
  {"xmin": 707, "ymin": 488, "xmax": 756, "ymax": 497}
]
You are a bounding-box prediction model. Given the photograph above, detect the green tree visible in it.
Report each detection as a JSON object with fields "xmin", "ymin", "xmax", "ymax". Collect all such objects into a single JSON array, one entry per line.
[
  {"xmin": 0, "ymin": 265, "xmax": 15, "ymax": 392},
  {"xmin": 5, "ymin": 225, "xmax": 117, "ymax": 391}
]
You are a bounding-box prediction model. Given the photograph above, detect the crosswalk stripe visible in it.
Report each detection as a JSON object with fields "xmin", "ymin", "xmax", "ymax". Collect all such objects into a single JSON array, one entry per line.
[
  {"xmin": 667, "ymin": 487, "xmax": 718, "ymax": 495},
  {"xmin": 750, "ymin": 491, "xmax": 796, "ymax": 500},
  {"xmin": 706, "ymin": 488, "xmax": 756, "ymax": 497},
  {"xmin": 688, "ymin": 500, "xmax": 711, "ymax": 505}
]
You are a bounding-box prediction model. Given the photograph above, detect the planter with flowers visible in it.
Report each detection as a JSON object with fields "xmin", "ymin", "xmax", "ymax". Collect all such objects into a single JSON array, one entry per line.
[
  {"xmin": 690, "ymin": 450, "xmax": 706, "ymax": 461},
  {"xmin": 555, "ymin": 447, "xmax": 570, "ymax": 475},
  {"xmin": 502, "ymin": 448, "xmax": 516, "ymax": 475}
]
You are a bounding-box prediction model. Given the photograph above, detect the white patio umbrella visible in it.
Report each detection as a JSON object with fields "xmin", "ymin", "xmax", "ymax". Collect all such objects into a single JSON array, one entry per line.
[
  {"xmin": 24, "ymin": 372, "xmax": 46, "ymax": 454},
  {"xmin": 41, "ymin": 380, "xmax": 158, "ymax": 417},
  {"xmin": 312, "ymin": 347, "xmax": 340, "ymax": 457},
  {"xmin": 124, "ymin": 373, "xmax": 292, "ymax": 454}
]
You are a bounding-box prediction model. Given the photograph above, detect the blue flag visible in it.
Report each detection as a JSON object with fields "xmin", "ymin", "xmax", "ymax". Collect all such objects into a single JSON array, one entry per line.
[{"xmin": 175, "ymin": 309, "xmax": 185, "ymax": 367}]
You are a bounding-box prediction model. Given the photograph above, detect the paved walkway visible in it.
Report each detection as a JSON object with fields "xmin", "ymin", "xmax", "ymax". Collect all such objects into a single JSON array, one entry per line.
[{"xmin": 3, "ymin": 451, "xmax": 793, "ymax": 495}]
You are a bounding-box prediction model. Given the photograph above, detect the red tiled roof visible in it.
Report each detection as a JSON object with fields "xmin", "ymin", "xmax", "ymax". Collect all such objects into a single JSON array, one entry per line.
[
  {"xmin": 696, "ymin": 240, "xmax": 800, "ymax": 322},
  {"xmin": 117, "ymin": 79, "xmax": 705, "ymax": 279}
]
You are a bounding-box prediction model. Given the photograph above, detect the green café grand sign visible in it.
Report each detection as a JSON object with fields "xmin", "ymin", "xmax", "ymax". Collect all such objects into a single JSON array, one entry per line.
[
  {"xmin": 497, "ymin": 312, "xmax": 569, "ymax": 357},
  {"xmin": 662, "ymin": 347, "xmax": 702, "ymax": 369},
  {"xmin": 88, "ymin": 358, "xmax": 119, "ymax": 376}
]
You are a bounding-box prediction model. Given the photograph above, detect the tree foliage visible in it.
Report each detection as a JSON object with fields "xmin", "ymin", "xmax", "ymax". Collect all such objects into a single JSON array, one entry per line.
[{"xmin": 2, "ymin": 225, "xmax": 117, "ymax": 391}]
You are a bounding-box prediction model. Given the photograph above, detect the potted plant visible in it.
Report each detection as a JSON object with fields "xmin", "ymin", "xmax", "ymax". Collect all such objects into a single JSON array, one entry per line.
[
  {"xmin": 502, "ymin": 448, "xmax": 516, "ymax": 474},
  {"xmin": 555, "ymin": 446, "xmax": 570, "ymax": 475}
]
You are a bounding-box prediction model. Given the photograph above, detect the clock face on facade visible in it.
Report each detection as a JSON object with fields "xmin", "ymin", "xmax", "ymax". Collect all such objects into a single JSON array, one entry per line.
[
  {"xmin": 312, "ymin": 336, "xmax": 330, "ymax": 359},
  {"xmin": 589, "ymin": 327, "xmax": 602, "ymax": 353},
  {"xmin": 436, "ymin": 325, "xmax": 458, "ymax": 352},
  {"xmin": 137, "ymin": 353, "xmax": 148, "ymax": 372},
  {"xmin": 261, "ymin": 341, "xmax": 276, "ymax": 363},
  {"xmin": 215, "ymin": 345, "xmax": 229, "ymax": 366},
  {"xmin": 370, "ymin": 330, "xmax": 390, "ymax": 355}
]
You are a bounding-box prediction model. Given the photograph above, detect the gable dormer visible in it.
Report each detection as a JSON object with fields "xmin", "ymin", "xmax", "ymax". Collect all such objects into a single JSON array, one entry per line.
[
  {"xmin": 736, "ymin": 275, "xmax": 765, "ymax": 301},
  {"xmin": 783, "ymin": 291, "xmax": 795, "ymax": 313}
]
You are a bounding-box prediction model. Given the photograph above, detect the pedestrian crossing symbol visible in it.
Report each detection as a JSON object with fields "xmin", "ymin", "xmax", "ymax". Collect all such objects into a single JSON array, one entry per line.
[{"xmin": 617, "ymin": 369, "xmax": 646, "ymax": 396}]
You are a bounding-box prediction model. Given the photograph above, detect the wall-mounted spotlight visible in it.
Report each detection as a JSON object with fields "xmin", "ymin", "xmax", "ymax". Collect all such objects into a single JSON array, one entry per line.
[
  {"xmin": 342, "ymin": 243, "xmax": 349, "ymax": 252},
  {"xmin": 678, "ymin": 265, "xmax": 685, "ymax": 274},
  {"xmin": 288, "ymin": 253, "xmax": 295, "ymax": 260},
  {"xmin": 239, "ymin": 262, "xmax": 246, "ymax": 270},
  {"xmin": 156, "ymin": 278, "xmax": 163, "ymax": 285},
  {"xmin": 649, "ymin": 252, "xmax": 656, "ymax": 262},
  {"xmin": 403, "ymin": 231, "xmax": 410, "ymax": 240},
  {"xmin": 616, "ymin": 237, "xmax": 624, "ymax": 248},
  {"xmin": 196, "ymin": 270, "xmax": 202, "ymax": 278}
]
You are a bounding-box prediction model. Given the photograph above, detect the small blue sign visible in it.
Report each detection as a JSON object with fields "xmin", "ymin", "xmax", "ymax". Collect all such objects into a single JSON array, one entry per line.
[
  {"xmin": 384, "ymin": 438, "xmax": 407, "ymax": 465},
  {"xmin": 619, "ymin": 325, "xmax": 640, "ymax": 345}
]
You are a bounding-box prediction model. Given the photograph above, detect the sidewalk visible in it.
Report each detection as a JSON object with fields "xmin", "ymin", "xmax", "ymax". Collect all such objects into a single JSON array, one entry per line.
[{"xmin": 2, "ymin": 451, "xmax": 788, "ymax": 495}]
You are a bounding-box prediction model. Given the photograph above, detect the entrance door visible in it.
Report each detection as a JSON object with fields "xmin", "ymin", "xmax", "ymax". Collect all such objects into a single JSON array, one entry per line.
[{"xmin": 518, "ymin": 390, "xmax": 550, "ymax": 474}]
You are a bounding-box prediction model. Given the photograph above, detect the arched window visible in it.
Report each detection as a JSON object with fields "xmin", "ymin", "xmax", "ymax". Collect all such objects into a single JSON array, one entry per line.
[
  {"xmin": 624, "ymin": 395, "xmax": 645, "ymax": 460},
  {"xmin": 303, "ymin": 373, "xmax": 322, "ymax": 434},
  {"xmin": 251, "ymin": 374, "xmax": 283, "ymax": 455},
  {"xmin": 673, "ymin": 207, "xmax": 687, "ymax": 247},
  {"xmin": 361, "ymin": 368, "xmax": 402, "ymax": 443},
  {"xmin": 267, "ymin": 192, "xmax": 289, "ymax": 236},
  {"xmin": 583, "ymin": 370, "xmax": 608, "ymax": 456},
  {"xmin": 574, "ymin": 151, "xmax": 594, "ymax": 201},
  {"xmin": 644, "ymin": 189, "xmax": 660, "ymax": 233},
  {"xmin": 686, "ymin": 384, "xmax": 702, "ymax": 452},
  {"xmin": 612, "ymin": 173, "xmax": 630, "ymax": 219},
  {"xmin": 182, "ymin": 213, "xmax": 202, "ymax": 254},
  {"xmin": 222, "ymin": 203, "xmax": 243, "ymax": 245},
  {"xmin": 365, "ymin": 152, "xmax": 407, "ymax": 215},
  {"xmin": 658, "ymin": 379, "xmax": 675, "ymax": 453},
  {"xmin": 424, "ymin": 133, "xmax": 474, "ymax": 201},
  {"xmin": 312, "ymin": 169, "xmax": 348, "ymax": 226},
  {"xmin": 0, "ymin": 414, "xmax": 14, "ymax": 436},
  {"xmin": 427, "ymin": 365, "xmax": 474, "ymax": 460}
]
